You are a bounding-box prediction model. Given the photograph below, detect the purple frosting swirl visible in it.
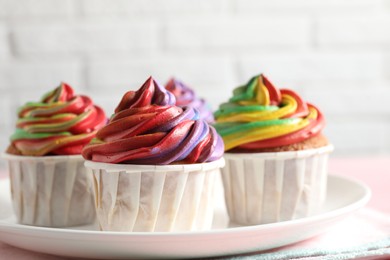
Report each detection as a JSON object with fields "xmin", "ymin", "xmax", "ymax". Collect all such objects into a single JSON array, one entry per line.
[{"xmin": 165, "ymin": 78, "xmax": 214, "ymax": 123}]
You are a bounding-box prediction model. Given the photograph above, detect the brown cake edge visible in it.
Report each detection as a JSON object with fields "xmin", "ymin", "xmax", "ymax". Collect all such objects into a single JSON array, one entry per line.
[{"xmin": 229, "ymin": 133, "xmax": 329, "ymax": 153}]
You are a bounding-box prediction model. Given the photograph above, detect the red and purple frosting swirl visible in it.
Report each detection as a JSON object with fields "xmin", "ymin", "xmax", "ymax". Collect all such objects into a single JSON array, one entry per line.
[{"xmin": 82, "ymin": 76, "xmax": 224, "ymax": 165}]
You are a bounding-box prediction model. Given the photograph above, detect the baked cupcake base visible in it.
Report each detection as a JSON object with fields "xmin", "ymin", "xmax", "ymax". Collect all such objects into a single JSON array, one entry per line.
[
  {"xmin": 3, "ymin": 153, "xmax": 96, "ymax": 227},
  {"xmin": 85, "ymin": 158, "xmax": 225, "ymax": 232},
  {"xmin": 221, "ymin": 145, "xmax": 333, "ymax": 225}
]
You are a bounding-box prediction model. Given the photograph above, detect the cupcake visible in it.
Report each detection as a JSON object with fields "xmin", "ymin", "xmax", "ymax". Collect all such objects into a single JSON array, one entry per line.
[
  {"xmin": 4, "ymin": 82, "xmax": 106, "ymax": 227},
  {"xmin": 165, "ymin": 78, "xmax": 214, "ymax": 123},
  {"xmin": 214, "ymin": 74, "xmax": 333, "ymax": 225},
  {"xmin": 82, "ymin": 76, "xmax": 224, "ymax": 232}
]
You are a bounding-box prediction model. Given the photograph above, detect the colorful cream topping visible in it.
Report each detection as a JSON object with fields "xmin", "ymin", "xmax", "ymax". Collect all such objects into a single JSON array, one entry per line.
[
  {"xmin": 165, "ymin": 78, "xmax": 214, "ymax": 123},
  {"xmin": 9, "ymin": 83, "xmax": 106, "ymax": 156},
  {"xmin": 214, "ymin": 74, "xmax": 325, "ymax": 151},
  {"xmin": 82, "ymin": 76, "xmax": 224, "ymax": 165}
]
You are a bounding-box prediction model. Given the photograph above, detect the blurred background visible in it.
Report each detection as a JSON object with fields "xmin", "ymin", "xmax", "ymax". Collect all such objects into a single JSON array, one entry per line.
[{"xmin": 1, "ymin": 0, "xmax": 390, "ymax": 167}]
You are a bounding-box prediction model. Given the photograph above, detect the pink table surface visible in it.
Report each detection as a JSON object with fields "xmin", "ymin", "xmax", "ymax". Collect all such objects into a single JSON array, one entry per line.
[
  {"xmin": 0, "ymin": 156, "xmax": 389, "ymax": 259},
  {"xmin": 328, "ymin": 156, "xmax": 390, "ymax": 214}
]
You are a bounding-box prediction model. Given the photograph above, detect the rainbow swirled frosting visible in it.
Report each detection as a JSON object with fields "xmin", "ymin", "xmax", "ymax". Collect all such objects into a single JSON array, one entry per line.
[
  {"xmin": 82, "ymin": 76, "xmax": 224, "ymax": 165},
  {"xmin": 214, "ymin": 74, "xmax": 325, "ymax": 151},
  {"xmin": 8, "ymin": 83, "xmax": 106, "ymax": 156},
  {"xmin": 165, "ymin": 78, "xmax": 214, "ymax": 123}
]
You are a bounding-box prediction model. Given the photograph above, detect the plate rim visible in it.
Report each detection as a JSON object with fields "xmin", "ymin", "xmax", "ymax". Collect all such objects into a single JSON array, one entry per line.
[{"xmin": 0, "ymin": 174, "xmax": 371, "ymax": 238}]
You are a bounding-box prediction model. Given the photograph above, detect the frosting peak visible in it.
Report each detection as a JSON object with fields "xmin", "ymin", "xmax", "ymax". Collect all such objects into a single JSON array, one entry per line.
[
  {"xmin": 229, "ymin": 75, "xmax": 282, "ymax": 107},
  {"xmin": 41, "ymin": 82, "xmax": 74, "ymax": 103},
  {"xmin": 214, "ymin": 74, "xmax": 325, "ymax": 151},
  {"xmin": 115, "ymin": 76, "xmax": 175, "ymax": 112}
]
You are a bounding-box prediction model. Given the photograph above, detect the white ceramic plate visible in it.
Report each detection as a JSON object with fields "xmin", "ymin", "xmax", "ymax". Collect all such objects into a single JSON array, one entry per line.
[{"xmin": 0, "ymin": 175, "xmax": 370, "ymax": 259}]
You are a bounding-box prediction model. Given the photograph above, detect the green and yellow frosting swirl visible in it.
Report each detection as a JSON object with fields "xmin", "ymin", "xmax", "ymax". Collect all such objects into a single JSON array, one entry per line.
[{"xmin": 214, "ymin": 74, "xmax": 325, "ymax": 151}]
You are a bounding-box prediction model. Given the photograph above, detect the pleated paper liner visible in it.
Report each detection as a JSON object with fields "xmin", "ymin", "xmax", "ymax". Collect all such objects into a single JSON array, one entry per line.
[
  {"xmin": 221, "ymin": 145, "xmax": 334, "ymax": 225},
  {"xmin": 85, "ymin": 158, "xmax": 225, "ymax": 232},
  {"xmin": 2, "ymin": 153, "xmax": 96, "ymax": 227}
]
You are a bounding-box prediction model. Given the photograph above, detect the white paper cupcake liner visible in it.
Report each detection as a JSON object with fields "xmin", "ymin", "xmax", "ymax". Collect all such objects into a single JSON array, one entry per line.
[
  {"xmin": 2, "ymin": 153, "xmax": 96, "ymax": 227},
  {"xmin": 221, "ymin": 145, "xmax": 334, "ymax": 225},
  {"xmin": 84, "ymin": 158, "xmax": 225, "ymax": 232}
]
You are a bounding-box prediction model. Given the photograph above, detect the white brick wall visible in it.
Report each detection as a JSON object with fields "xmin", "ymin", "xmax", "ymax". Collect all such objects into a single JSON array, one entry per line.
[
  {"xmin": 0, "ymin": 60, "xmax": 84, "ymax": 90},
  {"xmin": 318, "ymin": 15, "xmax": 390, "ymax": 49},
  {"xmin": 12, "ymin": 20, "xmax": 158, "ymax": 56},
  {"xmin": 0, "ymin": 93, "xmax": 13, "ymax": 166},
  {"xmin": 303, "ymin": 86, "xmax": 390, "ymax": 116},
  {"xmin": 3, "ymin": 0, "xmax": 75, "ymax": 18},
  {"xmin": 1, "ymin": 0, "xmax": 390, "ymax": 164},
  {"xmin": 0, "ymin": 24, "xmax": 9, "ymax": 61},
  {"xmin": 234, "ymin": 0, "xmax": 383, "ymax": 14},
  {"xmin": 87, "ymin": 55, "xmax": 233, "ymax": 89},
  {"xmin": 238, "ymin": 52, "xmax": 383, "ymax": 82},
  {"xmin": 165, "ymin": 16, "xmax": 310, "ymax": 51},
  {"xmin": 80, "ymin": 0, "xmax": 230, "ymax": 16},
  {"xmin": 326, "ymin": 119, "xmax": 389, "ymax": 155}
]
